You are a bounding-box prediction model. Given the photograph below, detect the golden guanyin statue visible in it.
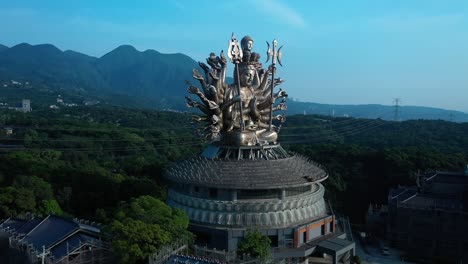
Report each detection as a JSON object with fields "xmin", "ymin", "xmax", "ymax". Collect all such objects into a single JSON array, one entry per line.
[{"xmin": 186, "ymin": 33, "xmax": 287, "ymax": 146}]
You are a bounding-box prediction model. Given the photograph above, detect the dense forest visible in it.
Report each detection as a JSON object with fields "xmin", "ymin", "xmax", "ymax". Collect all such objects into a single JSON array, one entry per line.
[{"xmin": 1, "ymin": 106, "xmax": 467, "ymax": 262}]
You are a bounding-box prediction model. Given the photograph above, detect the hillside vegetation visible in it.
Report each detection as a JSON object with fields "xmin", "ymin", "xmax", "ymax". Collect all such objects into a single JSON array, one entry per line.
[{"xmin": 1, "ymin": 107, "xmax": 467, "ymax": 227}]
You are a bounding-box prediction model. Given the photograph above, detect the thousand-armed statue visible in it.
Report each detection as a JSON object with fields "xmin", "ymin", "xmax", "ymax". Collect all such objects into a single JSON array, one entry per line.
[
  {"xmin": 186, "ymin": 33, "xmax": 287, "ymax": 146},
  {"xmin": 168, "ymin": 34, "xmax": 337, "ymax": 260}
]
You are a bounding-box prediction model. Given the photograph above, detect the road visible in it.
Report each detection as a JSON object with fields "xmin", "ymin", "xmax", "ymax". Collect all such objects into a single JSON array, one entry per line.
[{"xmin": 353, "ymin": 232, "xmax": 414, "ymax": 264}]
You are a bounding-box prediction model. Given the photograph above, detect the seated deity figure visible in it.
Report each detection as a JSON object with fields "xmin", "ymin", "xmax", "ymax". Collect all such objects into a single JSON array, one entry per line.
[{"xmin": 222, "ymin": 62, "xmax": 277, "ymax": 146}]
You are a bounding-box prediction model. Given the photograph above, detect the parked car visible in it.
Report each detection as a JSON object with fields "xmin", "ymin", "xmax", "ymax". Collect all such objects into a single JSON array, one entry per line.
[{"xmin": 381, "ymin": 246, "xmax": 390, "ymax": 256}]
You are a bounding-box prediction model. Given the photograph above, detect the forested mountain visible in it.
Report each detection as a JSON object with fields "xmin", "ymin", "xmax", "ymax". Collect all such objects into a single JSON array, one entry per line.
[
  {"xmin": 97, "ymin": 45, "xmax": 197, "ymax": 98},
  {"xmin": 288, "ymin": 101, "xmax": 468, "ymax": 122},
  {"xmin": 0, "ymin": 43, "xmax": 106, "ymax": 91},
  {"xmin": 0, "ymin": 44, "xmax": 8, "ymax": 52},
  {"xmin": 1, "ymin": 43, "xmax": 468, "ymax": 121},
  {"xmin": 0, "ymin": 43, "xmax": 198, "ymax": 109}
]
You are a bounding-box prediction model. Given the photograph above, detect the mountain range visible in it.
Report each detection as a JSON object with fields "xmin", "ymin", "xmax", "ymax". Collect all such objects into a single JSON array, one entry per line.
[{"xmin": 1, "ymin": 43, "xmax": 468, "ymax": 122}]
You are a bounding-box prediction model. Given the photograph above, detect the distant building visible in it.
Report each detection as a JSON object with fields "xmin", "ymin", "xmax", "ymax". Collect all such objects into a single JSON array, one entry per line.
[
  {"xmin": 0, "ymin": 99, "xmax": 31, "ymax": 112},
  {"xmin": 365, "ymin": 204, "xmax": 388, "ymax": 239},
  {"xmin": 0, "ymin": 214, "xmax": 113, "ymax": 263},
  {"xmin": 3, "ymin": 127, "xmax": 13, "ymax": 136},
  {"xmin": 10, "ymin": 80, "xmax": 21, "ymax": 86},
  {"xmin": 4, "ymin": 99, "xmax": 32, "ymax": 113},
  {"xmin": 387, "ymin": 169, "xmax": 468, "ymax": 263},
  {"xmin": 84, "ymin": 100, "xmax": 100, "ymax": 106},
  {"xmin": 21, "ymin": 99, "xmax": 31, "ymax": 112}
]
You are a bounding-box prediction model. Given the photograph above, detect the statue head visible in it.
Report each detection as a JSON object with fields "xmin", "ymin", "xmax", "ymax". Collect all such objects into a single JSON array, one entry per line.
[
  {"xmin": 238, "ymin": 65, "xmax": 256, "ymax": 87},
  {"xmin": 241, "ymin": 35, "xmax": 254, "ymax": 52}
]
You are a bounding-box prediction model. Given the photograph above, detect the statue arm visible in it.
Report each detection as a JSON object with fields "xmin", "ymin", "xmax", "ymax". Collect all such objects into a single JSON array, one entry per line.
[
  {"xmin": 193, "ymin": 68, "xmax": 209, "ymax": 95},
  {"xmin": 218, "ymin": 51, "xmax": 228, "ymax": 86},
  {"xmin": 188, "ymin": 86, "xmax": 221, "ymax": 115},
  {"xmin": 185, "ymin": 96, "xmax": 211, "ymax": 115},
  {"xmin": 257, "ymin": 68, "xmax": 270, "ymax": 94}
]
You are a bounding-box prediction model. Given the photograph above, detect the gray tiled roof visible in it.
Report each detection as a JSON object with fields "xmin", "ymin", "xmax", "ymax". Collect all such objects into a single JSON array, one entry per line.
[
  {"xmin": 165, "ymin": 154, "xmax": 327, "ymax": 189},
  {"xmin": 23, "ymin": 215, "xmax": 79, "ymax": 249},
  {"xmin": 400, "ymin": 194, "xmax": 464, "ymax": 210}
]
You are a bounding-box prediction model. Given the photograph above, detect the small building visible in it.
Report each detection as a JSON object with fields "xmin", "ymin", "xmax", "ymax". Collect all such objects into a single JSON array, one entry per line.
[
  {"xmin": 3, "ymin": 127, "xmax": 13, "ymax": 136},
  {"xmin": 0, "ymin": 215, "xmax": 113, "ymax": 263},
  {"xmin": 21, "ymin": 99, "xmax": 31, "ymax": 113},
  {"xmin": 387, "ymin": 168, "xmax": 468, "ymax": 263}
]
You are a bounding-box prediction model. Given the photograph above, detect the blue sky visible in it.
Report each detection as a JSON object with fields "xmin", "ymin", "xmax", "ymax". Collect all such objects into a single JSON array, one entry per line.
[{"xmin": 1, "ymin": 0, "xmax": 468, "ymax": 112}]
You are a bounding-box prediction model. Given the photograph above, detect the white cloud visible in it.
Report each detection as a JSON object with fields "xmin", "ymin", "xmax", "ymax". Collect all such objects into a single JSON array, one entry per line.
[{"xmin": 248, "ymin": 0, "xmax": 306, "ymax": 28}]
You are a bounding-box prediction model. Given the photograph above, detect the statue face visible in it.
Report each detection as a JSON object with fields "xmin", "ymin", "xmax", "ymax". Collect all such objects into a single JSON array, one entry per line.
[
  {"xmin": 240, "ymin": 68, "xmax": 255, "ymax": 87},
  {"xmin": 241, "ymin": 36, "xmax": 254, "ymax": 51},
  {"xmin": 246, "ymin": 40, "xmax": 253, "ymax": 51}
]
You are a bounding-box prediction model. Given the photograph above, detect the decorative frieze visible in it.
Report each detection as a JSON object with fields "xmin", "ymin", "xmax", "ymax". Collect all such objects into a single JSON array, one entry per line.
[{"xmin": 167, "ymin": 183, "xmax": 326, "ymax": 227}]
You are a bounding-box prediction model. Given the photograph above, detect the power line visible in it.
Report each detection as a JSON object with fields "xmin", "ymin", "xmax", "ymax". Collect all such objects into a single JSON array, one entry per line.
[
  {"xmin": 3, "ymin": 119, "xmax": 389, "ymax": 152},
  {"xmin": 0, "ymin": 109, "xmax": 398, "ymax": 152}
]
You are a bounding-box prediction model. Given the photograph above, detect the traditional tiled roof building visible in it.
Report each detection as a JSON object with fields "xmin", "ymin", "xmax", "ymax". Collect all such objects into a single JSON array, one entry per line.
[
  {"xmin": 388, "ymin": 169, "xmax": 468, "ymax": 263},
  {"xmin": 0, "ymin": 215, "xmax": 113, "ymax": 264}
]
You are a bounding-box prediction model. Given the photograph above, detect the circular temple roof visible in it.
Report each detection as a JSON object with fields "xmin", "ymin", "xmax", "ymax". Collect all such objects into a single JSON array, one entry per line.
[{"xmin": 165, "ymin": 149, "xmax": 328, "ymax": 190}]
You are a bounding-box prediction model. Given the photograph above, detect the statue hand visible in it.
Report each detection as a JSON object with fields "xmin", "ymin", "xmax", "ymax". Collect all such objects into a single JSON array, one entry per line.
[
  {"xmin": 219, "ymin": 51, "xmax": 227, "ymax": 66},
  {"xmin": 275, "ymin": 78, "xmax": 285, "ymax": 85},
  {"xmin": 185, "ymin": 96, "xmax": 196, "ymax": 107},
  {"xmin": 209, "ymin": 71, "xmax": 219, "ymax": 80},
  {"xmin": 274, "ymin": 114, "xmax": 286, "ymax": 122},
  {"xmin": 276, "ymin": 89, "xmax": 288, "ymax": 99},
  {"xmin": 198, "ymin": 62, "xmax": 210, "ymax": 73},
  {"xmin": 193, "ymin": 69, "xmax": 204, "ymax": 80},
  {"xmin": 191, "ymin": 115, "xmax": 206, "ymax": 122},
  {"xmin": 187, "ymin": 86, "xmax": 200, "ymax": 95},
  {"xmin": 278, "ymin": 100, "xmax": 287, "ymax": 111},
  {"xmin": 268, "ymin": 65, "xmax": 274, "ymax": 73}
]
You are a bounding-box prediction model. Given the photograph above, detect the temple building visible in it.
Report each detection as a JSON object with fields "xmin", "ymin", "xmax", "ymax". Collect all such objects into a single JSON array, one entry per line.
[
  {"xmin": 164, "ymin": 34, "xmax": 354, "ymax": 263},
  {"xmin": 0, "ymin": 214, "xmax": 113, "ymax": 264},
  {"xmin": 388, "ymin": 168, "xmax": 468, "ymax": 263}
]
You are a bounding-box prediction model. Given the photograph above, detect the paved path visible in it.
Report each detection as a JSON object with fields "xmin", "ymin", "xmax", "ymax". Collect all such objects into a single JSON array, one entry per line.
[{"xmin": 353, "ymin": 232, "xmax": 413, "ymax": 264}]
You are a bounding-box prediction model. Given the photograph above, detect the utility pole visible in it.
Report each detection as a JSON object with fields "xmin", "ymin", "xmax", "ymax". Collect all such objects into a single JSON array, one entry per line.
[{"xmin": 393, "ymin": 98, "xmax": 401, "ymax": 121}]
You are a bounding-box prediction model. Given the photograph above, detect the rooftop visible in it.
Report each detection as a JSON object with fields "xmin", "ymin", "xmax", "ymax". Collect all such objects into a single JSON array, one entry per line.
[
  {"xmin": 423, "ymin": 171, "xmax": 468, "ymax": 184},
  {"xmin": 165, "ymin": 152, "xmax": 328, "ymax": 189},
  {"xmin": 0, "ymin": 215, "xmax": 109, "ymax": 261},
  {"xmin": 400, "ymin": 194, "xmax": 464, "ymax": 211}
]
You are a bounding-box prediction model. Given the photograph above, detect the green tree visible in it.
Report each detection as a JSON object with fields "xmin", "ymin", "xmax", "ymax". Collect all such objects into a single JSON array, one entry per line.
[
  {"xmin": 104, "ymin": 196, "xmax": 191, "ymax": 264},
  {"xmin": 0, "ymin": 187, "xmax": 36, "ymax": 217},
  {"xmin": 38, "ymin": 199, "xmax": 63, "ymax": 216},
  {"xmin": 237, "ymin": 229, "xmax": 271, "ymax": 262},
  {"xmin": 14, "ymin": 175, "xmax": 53, "ymax": 201}
]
